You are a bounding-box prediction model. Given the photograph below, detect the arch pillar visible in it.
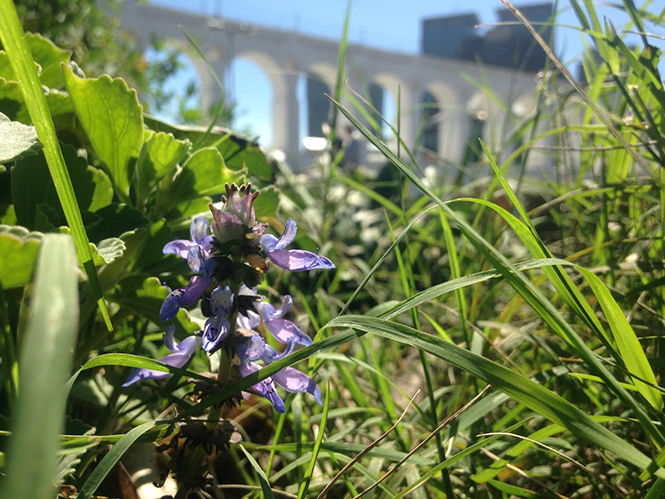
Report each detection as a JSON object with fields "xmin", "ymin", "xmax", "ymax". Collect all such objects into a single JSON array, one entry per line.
[
  {"xmin": 439, "ymin": 103, "xmax": 471, "ymax": 164},
  {"xmin": 272, "ymin": 61, "xmax": 300, "ymax": 163}
]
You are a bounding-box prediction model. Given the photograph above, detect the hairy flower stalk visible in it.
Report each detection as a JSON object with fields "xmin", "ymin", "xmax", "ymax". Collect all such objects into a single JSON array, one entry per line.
[{"xmin": 124, "ymin": 183, "xmax": 333, "ymax": 413}]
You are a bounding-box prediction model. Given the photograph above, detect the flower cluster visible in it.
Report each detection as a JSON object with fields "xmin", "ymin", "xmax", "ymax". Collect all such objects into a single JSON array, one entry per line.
[{"xmin": 124, "ymin": 184, "xmax": 333, "ymax": 412}]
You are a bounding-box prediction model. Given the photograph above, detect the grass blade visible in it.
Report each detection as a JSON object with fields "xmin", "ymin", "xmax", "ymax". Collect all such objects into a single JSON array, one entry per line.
[
  {"xmin": 325, "ymin": 315, "xmax": 665, "ymax": 478},
  {"xmin": 0, "ymin": 234, "xmax": 79, "ymax": 499},
  {"xmin": 77, "ymin": 421, "xmax": 157, "ymax": 499},
  {"xmin": 298, "ymin": 382, "xmax": 330, "ymax": 498}
]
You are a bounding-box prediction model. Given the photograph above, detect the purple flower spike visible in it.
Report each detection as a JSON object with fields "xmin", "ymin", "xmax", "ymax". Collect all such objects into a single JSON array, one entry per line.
[
  {"xmin": 260, "ymin": 219, "xmax": 335, "ymax": 272},
  {"xmin": 160, "ymin": 275, "xmax": 212, "ymax": 322},
  {"xmin": 202, "ymin": 286, "xmax": 234, "ymax": 353},
  {"xmin": 239, "ymin": 361, "xmax": 286, "ymax": 413},
  {"xmin": 123, "ymin": 326, "xmax": 201, "ymax": 387}
]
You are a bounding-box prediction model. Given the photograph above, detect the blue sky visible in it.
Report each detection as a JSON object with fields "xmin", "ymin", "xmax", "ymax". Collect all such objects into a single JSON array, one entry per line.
[{"xmin": 149, "ymin": 0, "xmax": 663, "ymax": 146}]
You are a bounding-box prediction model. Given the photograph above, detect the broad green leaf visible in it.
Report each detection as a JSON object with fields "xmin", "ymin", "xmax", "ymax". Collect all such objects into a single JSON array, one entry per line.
[
  {"xmin": 12, "ymin": 145, "xmax": 112, "ymax": 229},
  {"xmin": 62, "ymin": 65, "xmax": 143, "ymax": 199},
  {"xmin": 25, "ymin": 34, "xmax": 70, "ymax": 89},
  {"xmin": 0, "ymin": 234, "xmax": 78, "ymax": 499},
  {"xmin": 135, "ymin": 129, "xmax": 190, "ymax": 207},
  {"xmin": 326, "ymin": 315, "xmax": 665, "ymax": 478},
  {"xmin": 579, "ymin": 267, "xmax": 663, "ymax": 410},
  {"xmin": 0, "ymin": 78, "xmax": 23, "ymax": 121},
  {"xmin": 156, "ymin": 147, "xmax": 237, "ymax": 212},
  {"xmin": 91, "ymin": 237, "xmax": 126, "ymax": 266},
  {"xmin": 85, "ymin": 204, "xmax": 149, "ymax": 243},
  {"xmin": 143, "ymin": 115, "xmax": 272, "ymax": 180},
  {"xmin": 0, "ymin": 111, "xmax": 41, "ymax": 163},
  {"xmin": 0, "ymin": 225, "xmax": 41, "ymax": 288},
  {"xmin": 166, "ymin": 196, "xmax": 212, "ymax": 222},
  {"xmin": 0, "ymin": 51, "xmax": 17, "ymax": 80}
]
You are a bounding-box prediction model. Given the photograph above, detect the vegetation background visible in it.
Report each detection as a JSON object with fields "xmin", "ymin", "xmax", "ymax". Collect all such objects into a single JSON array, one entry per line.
[{"xmin": 1, "ymin": 0, "xmax": 665, "ymax": 498}]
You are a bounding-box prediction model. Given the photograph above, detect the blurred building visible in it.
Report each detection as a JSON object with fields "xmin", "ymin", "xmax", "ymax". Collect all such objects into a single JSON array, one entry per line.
[{"xmin": 421, "ymin": 3, "xmax": 554, "ymax": 72}]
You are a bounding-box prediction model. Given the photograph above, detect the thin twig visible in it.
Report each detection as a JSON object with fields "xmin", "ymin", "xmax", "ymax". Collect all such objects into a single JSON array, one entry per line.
[
  {"xmin": 353, "ymin": 385, "xmax": 492, "ymax": 498},
  {"xmin": 316, "ymin": 390, "xmax": 420, "ymax": 499}
]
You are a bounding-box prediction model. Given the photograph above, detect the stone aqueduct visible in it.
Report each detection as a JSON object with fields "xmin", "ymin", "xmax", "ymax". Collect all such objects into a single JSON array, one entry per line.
[{"xmin": 119, "ymin": 2, "xmax": 544, "ymax": 168}]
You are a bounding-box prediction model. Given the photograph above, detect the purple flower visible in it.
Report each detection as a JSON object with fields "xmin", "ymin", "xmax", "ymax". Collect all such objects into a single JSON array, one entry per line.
[
  {"xmin": 160, "ymin": 217, "xmax": 217, "ymax": 322},
  {"xmin": 123, "ymin": 326, "xmax": 201, "ymax": 387},
  {"xmin": 260, "ymin": 219, "xmax": 335, "ymax": 272},
  {"xmin": 163, "ymin": 216, "xmax": 213, "ymax": 259},
  {"xmin": 233, "ymin": 291, "xmax": 322, "ymax": 411},
  {"xmin": 239, "ymin": 361, "xmax": 286, "ymax": 413},
  {"xmin": 201, "ymin": 286, "xmax": 234, "ymax": 353}
]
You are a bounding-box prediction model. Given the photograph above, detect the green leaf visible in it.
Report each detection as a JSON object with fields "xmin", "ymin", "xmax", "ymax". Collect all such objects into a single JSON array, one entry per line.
[
  {"xmin": 0, "ymin": 78, "xmax": 23, "ymax": 121},
  {"xmin": 62, "ymin": 65, "xmax": 144, "ymax": 200},
  {"xmin": 12, "ymin": 145, "xmax": 112, "ymax": 229},
  {"xmin": 135, "ymin": 130, "xmax": 190, "ymax": 208},
  {"xmin": 0, "ymin": 234, "xmax": 79, "ymax": 499},
  {"xmin": 579, "ymin": 268, "xmax": 663, "ymax": 410},
  {"xmin": 91, "ymin": 237, "xmax": 126, "ymax": 266},
  {"xmin": 0, "ymin": 225, "xmax": 42, "ymax": 288},
  {"xmin": 143, "ymin": 115, "xmax": 272, "ymax": 180},
  {"xmin": 157, "ymin": 147, "xmax": 237, "ymax": 212},
  {"xmin": 25, "ymin": 33, "xmax": 70, "ymax": 89},
  {"xmin": 254, "ymin": 185, "xmax": 279, "ymax": 219},
  {"xmin": 0, "ymin": 111, "xmax": 41, "ymax": 163},
  {"xmin": 298, "ymin": 383, "xmax": 330, "ymax": 499},
  {"xmin": 0, "ymin": 0, "xmax": 112, "ymax": 331},
  {"xmin": 85, "ymin": 204, "xmax": 149, "ymax": 243}
]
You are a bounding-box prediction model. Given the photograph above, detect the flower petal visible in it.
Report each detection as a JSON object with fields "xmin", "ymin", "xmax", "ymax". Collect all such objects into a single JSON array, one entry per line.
[
  {"xmin": 209, "ymin": 204, "xmax": 245, "ymax": 243},
  {"xmin": 160, "ymin": 275, "xmax": 211, "ymax": 322},
  {"xmin": 274, "ymin": 219, "xmax": 298, "ymax": 250},
  {"xmin": 239, "ymin": 361, "xmax": 285, "ymax": 413},
  {"xmin": 190, "ymin": 217, "xmax": 212, "ymax": 249},
  {"xmin": 261, "ymin": 343, "xmax": 297, "ymax": 364},
  {"xmin": 263, "ymin": 317, "xmax": 312, "ymax": 346},
  {"xmin": 202, "ymin": 316, "xmax": 230, "ymax": 353},
  {"xmin": 163, "ymin": 239, "xmax": 196, "ymax": 259},
  {"xmin": 237, "ymin": 310, "xmax": 260, "ymax": 330},
  {"xmin": 122, "ymin": 335, "xmax": 202, "ymax": 387},
  {"xmin": 163, "ymin": 325, "xmax": 177, "ymax": 352},
  {"xmin": 236, "ymin": 333, "xmax": 265, "ymax": 363},
  {"xmin": 272, "ymin": 367, "xmax": 323, "ymax": 406},
  {"xmin": 257, "ymin": 296, "xmax": 292, "ymax": 321},
  {"xmin": 210, "ymin": 285, "xmax": 234, "ymax": 316},
  {"xmin": 266, "ymin": 249, "xmax": 335, "ymax": 272}
]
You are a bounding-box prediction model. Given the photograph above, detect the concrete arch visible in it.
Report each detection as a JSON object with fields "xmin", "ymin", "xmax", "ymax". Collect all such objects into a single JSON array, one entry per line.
[
  {"xmin": 301, "ymin": 65, "xmax": 335, "ymax": 139},
  {"xmin": 230, "ymin": 50, "xmax": 299, "ymax": 156}
]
